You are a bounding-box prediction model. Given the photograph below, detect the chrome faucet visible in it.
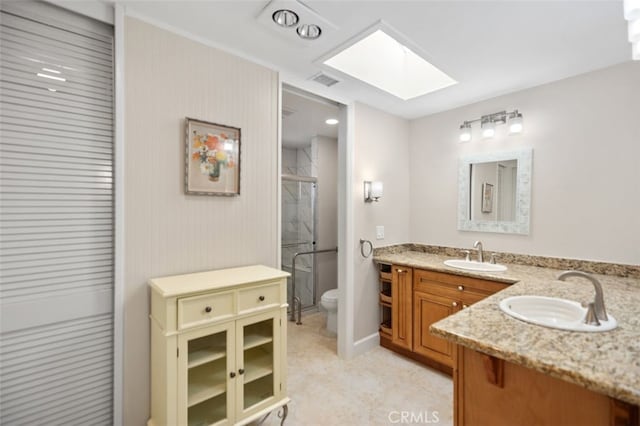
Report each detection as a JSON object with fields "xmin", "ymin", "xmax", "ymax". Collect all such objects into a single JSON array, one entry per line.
[
  {"xmin": 473, "ymin": 241, "xmax": 484, "ymax": 263},
  {"xmin": 558, "ymin": 270, "xmax": 609, "ymax": 322}
]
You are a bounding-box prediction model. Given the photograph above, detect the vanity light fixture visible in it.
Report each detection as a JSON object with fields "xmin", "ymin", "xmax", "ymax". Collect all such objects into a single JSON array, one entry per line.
[
  {"xmin": 623, "ymin": 0, "xmax": 640, "ymax": 59},
  {"xmin": 458, "ymin": 110, "xmax": 523, "ymax": 142},
  {"xmin": 364, "ymin": 181, "xmax": 383, "ymax": 202},
  {"xmin": 325, "ymin": 118, "xmax": 339, "ymax": 125}
]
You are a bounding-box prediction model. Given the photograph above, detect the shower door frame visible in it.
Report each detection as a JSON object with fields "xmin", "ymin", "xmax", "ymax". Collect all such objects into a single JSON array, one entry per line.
[{"xmin": 281, "ymin": 174, "xmax": 319, "ymax": 310}]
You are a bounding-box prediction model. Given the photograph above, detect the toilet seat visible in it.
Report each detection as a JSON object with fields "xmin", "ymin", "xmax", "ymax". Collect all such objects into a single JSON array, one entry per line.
[{"xmin": 321, "ymin": 289, "xmax": 338, "ymax": 302}]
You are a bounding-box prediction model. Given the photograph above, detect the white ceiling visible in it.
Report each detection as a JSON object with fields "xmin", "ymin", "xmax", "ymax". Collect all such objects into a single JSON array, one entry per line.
[
  {"xmin": 281, "ymin": 88, "xmax": 339, "ymax": 148},
  {"xmin": 120, "ymin": 0, "xmax": 631, "ymax": 119}
]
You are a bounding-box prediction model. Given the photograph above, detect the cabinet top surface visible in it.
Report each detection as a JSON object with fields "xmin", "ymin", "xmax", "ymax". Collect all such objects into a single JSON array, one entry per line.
[
  {"xmin": 148, "ymin": 264, "xmax": 289, "ymax": 297},
  {"xmin": 380, "ymin": 250, "xmax": 640, "ymax": 406}
]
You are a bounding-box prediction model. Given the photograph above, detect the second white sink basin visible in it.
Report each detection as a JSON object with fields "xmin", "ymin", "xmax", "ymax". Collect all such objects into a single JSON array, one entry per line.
[
  {"xmin": 499, "ymin": 295, "xmax": 617, "ymax": 332},
  {"xmin": 444, "ymin": 259, "xmax": 507, "ymax": 272}
]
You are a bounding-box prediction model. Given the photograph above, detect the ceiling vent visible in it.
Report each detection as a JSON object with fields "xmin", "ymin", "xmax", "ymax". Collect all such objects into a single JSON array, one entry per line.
[
  {"xmin": 310, "ymin": 72, "xmax": 339, "ymax": 87},
  {"xmin": 282, "ymin": 107, "xmax": 296, "ymax": 118}
]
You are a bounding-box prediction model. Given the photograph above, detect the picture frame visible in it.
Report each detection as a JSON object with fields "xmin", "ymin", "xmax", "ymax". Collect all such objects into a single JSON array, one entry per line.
[
  {"xmin": 481, "ymin": 182, "xmax": 494, "ymax": 213},
  {"xmin": 185, "ymin": 117, "xmax": 240, "ymax": 196}
]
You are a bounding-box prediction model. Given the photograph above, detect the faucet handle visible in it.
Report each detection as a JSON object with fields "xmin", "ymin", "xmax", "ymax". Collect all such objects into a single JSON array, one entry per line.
[
  {"xmin": 489, "ymin": 253, "xmax": 498, "ymax": 264},
  {"xmin": 462, "ymin": 250, "xmax": 471, "ymax": 261}
]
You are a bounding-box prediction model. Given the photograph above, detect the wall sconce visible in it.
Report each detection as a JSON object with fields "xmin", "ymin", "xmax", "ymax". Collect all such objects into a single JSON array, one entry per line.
[
  {"xmin": 624, "ymin": 0, "xmax": 640, "ymax": 60},
  {"xmin": 364, "ymin": 181, "xmax": 383, "ymax": 202},
  {"xmin": 458, "ymin": 109, "xmax": 523, "ymax": 142}
]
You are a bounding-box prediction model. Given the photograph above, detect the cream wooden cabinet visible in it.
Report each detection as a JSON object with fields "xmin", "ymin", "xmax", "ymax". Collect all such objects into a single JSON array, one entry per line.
[{"xmin": 148, "ymin": 265, "xmax": 290, "ymax": 426}]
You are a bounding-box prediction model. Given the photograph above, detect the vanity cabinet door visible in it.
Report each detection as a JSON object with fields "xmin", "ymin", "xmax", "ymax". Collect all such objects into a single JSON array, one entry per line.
[
  {"xmin": 413, "ymin": 291, "xmax": 458, "ymax": 367},
  {"xmin": 392, "ymin": 265, "xmax": 413, "ymax": 350}
]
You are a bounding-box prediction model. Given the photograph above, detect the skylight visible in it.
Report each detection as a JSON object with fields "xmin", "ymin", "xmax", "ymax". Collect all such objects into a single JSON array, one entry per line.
[{"xmin": 323, "ymin": 29, "xmax": 457, "ymax": 100}]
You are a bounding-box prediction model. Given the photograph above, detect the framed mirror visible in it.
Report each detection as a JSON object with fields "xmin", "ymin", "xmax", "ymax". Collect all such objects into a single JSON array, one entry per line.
[{"xmin": 457, "ymin": 148, "xmax": 532, "ymax": 234}]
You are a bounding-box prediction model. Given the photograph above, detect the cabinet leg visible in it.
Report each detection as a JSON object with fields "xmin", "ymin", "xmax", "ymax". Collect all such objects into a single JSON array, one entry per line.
[{"xmin": 278, "ymin": 404, "xmax": 289, "ymax": 425}]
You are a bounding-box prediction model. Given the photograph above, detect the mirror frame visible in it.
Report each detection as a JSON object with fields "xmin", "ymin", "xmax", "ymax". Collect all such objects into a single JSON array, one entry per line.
[{"xmin": 457, "ymin": 148, "xmax": 533, "ymax": 235}]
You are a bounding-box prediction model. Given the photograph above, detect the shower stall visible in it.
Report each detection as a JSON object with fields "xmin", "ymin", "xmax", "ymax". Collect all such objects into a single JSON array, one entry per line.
[{"xmin": 281, "ymin": 174, "xmax": 317, "ymax": 314}]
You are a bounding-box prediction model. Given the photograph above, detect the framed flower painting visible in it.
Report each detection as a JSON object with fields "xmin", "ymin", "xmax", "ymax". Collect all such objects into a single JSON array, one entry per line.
[{"xmin": 185, "ymin": 118, "xmax": 240, "ymax": 196}]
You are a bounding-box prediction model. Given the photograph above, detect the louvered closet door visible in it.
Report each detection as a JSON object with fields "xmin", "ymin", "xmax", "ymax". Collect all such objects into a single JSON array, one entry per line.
[{"xmin": 0, "ymin": 2, "xmax": 114, "ymax": 424}]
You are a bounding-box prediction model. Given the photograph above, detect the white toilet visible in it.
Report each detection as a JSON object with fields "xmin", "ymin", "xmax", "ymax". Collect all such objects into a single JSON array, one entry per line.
[{"xmin": 320, "ymin": 289, "xmax": 338, "ymax": 335}]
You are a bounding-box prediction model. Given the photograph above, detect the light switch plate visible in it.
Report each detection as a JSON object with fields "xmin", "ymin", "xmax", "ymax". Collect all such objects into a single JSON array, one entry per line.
[{"xmin": 376, "ymin": 225, "xmax": 384, "ymax": 240}]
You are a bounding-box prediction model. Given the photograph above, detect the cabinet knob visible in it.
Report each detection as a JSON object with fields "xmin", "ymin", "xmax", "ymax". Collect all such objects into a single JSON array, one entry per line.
[
  {"xmin": 397, "ymin": 269, "xmax": 403, "ymax": 273},
  {"xmin": 230, "ymin": 372, "xmax": 236, "ymax": 378},
  {"xmin": 452, "ymin": 301, "xmax": 458, "ymax": 307},
  {"xmin": 462, "ymin": 304, "xmax": 469, "ymax": 309},
  {"xmin": 258, "ymin": 296, "xmax": 265, "ymax": 302},
  {"xmin": 457, "ymin": 285, "xmax": 464, "ymax": 291},
  {"xmin": 238, "ymin": 368, "xmax": 245, "ymax": 375},
  {"xmin": 205, "ymin": 306, "xmax": 212, "ymax": 313}
]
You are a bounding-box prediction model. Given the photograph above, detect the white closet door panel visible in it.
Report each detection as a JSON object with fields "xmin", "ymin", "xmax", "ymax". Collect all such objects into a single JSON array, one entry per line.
[
  {"xmin": 1, "ymin": 82, "xmax": 113, "ymax": 112},
  {"xmin": 0, "ymin": 2, "xmax": 114, "ymax": 424}
]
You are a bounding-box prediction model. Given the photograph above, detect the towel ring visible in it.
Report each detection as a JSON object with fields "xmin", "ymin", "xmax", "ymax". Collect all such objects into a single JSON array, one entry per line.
[{"xmin": 359, "ymin": 239, "xmax": 373, "ymax": 258}]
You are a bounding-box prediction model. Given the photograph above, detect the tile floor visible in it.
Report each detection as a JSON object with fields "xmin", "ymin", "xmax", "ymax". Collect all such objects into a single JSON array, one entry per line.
[{"xmin": 261, "ymin": 312, "xmax": 453, "ymax": 426}]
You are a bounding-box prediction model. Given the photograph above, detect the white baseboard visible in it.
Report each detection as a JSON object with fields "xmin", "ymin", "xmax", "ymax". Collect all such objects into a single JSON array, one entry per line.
[{"xmin": 351, "ymin": 332, "xmax": 380, "ymax": 358}]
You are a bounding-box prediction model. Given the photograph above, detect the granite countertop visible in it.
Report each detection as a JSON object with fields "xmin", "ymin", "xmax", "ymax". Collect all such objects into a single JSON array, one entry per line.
[{"xmin": 374, "ymin": 250, "xmax": 640, "ymax": 406}]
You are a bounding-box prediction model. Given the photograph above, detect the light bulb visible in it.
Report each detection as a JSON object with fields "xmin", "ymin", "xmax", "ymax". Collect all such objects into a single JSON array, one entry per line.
[
  {"xmin": 459, "ymin": 124, "xmax": 472, "ymax": 142},
  {"xmin": 509, "ymin": 113, "xmax": 523, "ymax": 134},
  {"xmin": 297, "ymin": 24, "xmax": 322, "ymax": 40},
  {"xmin": 481, "ymin": 120, "xmax": 495, "ymax": 139},
  {"xmin": 272, "ymin": 9, "xmax": 299, "ymax": 28}
]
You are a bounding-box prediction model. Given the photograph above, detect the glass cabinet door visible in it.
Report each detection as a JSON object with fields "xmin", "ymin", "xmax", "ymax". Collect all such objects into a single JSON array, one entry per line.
[
  {"xmin": 178, "ymin": 323, "xmax": 234, "ymax": 426},
  {"xmin": 236, "ymin": 311, "xmax": 281, "ymax": 418}
]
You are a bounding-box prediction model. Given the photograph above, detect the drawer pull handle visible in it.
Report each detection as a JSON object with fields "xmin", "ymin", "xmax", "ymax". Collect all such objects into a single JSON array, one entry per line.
[
  {"xmin": 204, "ymin": 306, "xmax": 212, "ymax": 313},
  {"xmin": 258, "ymin": 296, "xmax": 265, "ymax": 302},
  {"xmin": 457, "ymin": 285, "xmax": 464, "ymax": 291},
  {"xmin": 238, "ymin": 368, "xmax": 245, "ymax": 375},
  {"xmin": 230, "ymin": 372, "xmax": 236, "ymax": 378},
  {"xmin": 452, "ymin": 301, "xmax": 458, "ymax": 307}
]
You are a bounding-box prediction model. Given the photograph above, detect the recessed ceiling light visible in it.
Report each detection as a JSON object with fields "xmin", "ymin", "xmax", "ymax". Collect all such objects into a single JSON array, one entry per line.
[
  {"xmin": 325, "ymin": 118, "xmax": 339, "ymax": 125},
  {"xmin": 272, "ymin": 9, "xmax": 298, "ymax": 28},
  {"xmin": 297, "ymin": 24, "xmax": 321, "ymax": 40},
  {"xmin": 323, "ymin": 29, "xmax": 456, "ymax": 100}
]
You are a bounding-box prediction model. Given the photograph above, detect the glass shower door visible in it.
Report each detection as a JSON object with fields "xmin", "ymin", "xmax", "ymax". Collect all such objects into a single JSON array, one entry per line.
[{"xmin": 281, "ymin": 176, "xmax": 316, "ymax": 310}]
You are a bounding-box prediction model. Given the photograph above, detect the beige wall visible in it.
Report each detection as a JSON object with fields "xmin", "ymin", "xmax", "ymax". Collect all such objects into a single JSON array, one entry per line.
[
  {"xmin": 353, "ymin": 103, "xmax": 411, "ymax": 341},
  {"xmin": 409, "ymin": 62, "xmax": 640, "ymax": 265},
  {"xmin": 314, "ymin": 136, "xmax": 338, "ymax": 298},
  {"xmin": 124, "ymin": 17, "xmax": 279, "ymax": 425}
]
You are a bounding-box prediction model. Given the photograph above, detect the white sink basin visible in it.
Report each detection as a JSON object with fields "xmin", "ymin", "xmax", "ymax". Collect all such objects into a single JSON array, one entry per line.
[
  {"xmin": 444, "ymin": 259, "xmax": 507, "ymax": 272},
  {"xmin": 499, "ymin": 295, "xmax": 617, "ymax": 332}
]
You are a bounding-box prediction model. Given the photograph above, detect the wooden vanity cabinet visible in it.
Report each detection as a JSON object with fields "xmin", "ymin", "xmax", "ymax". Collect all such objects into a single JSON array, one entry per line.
[
  {"xmin": 456, "ymin": 346, "xmax": 640, "ymax": 426},
  {"xmin": 413, "ymin": 269, "xmax": 509, "ymax": 368},
  {"xmin": 391, "ymin": 265, "xmax": 413, "ymax": 350},
  {"xmin": 378, "ymin": 263, "xmax": 509, "ymax": 373}
]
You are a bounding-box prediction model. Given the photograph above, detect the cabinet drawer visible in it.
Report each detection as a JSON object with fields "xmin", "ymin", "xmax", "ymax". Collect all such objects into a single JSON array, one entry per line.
[
  {"xmin": 238, "ymin": 282, "xmax": 281, "ymax": 313},
  {"xmin": 178, "ymin": 291, "xmax": 234, "ymax": 330},
  {"xmin": 414, "ymin": 269, "xmax": 509, "ymax": 300}
]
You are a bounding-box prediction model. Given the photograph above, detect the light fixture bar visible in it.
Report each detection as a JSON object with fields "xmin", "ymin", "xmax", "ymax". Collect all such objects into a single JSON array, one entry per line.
[{"xmin": 457, "ymin": 109, "xmax": 523, "ymax": 142}]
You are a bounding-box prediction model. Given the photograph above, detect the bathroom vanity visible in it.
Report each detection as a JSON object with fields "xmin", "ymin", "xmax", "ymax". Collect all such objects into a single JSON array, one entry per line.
[
  {"xmin": 376, "ymin": 254, "xmax": 513, "ymax": 373},
  {"xmin": 375, "ymin": 247, "xmax": 640, "ymax": 426},
  {"xmin": 147, "ymin": 265, "xmax": 290, "ymax": 426}
]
